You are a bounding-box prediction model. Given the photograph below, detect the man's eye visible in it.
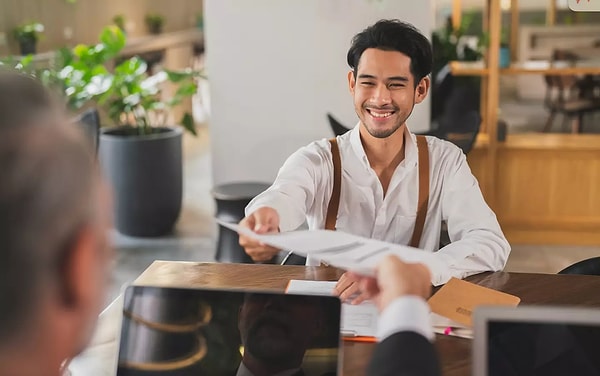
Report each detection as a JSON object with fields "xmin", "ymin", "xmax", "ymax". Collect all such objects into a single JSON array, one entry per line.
[
  {"xmin": 389, "ymin": 83, "xmax": 404, "ymax": 88},
  {"xmin": 360, "ymin": 81, "xmax": 375, "ymax": 86}
]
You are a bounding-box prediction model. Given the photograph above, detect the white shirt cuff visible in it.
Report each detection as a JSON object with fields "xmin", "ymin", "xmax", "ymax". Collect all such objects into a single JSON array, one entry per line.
[{"xmin": 376, "ymin": 296, "xmax": 434, "ymax": 342}]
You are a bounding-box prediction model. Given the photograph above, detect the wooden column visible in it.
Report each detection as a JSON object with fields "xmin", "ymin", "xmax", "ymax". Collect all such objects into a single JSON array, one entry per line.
[
  {"xmin": 510, "ymin": 0, "xmax": 519, "ymax": 62},
  {"xmin": 485, "ymin": 0, "xmax": 502, "ymax": 208},
  {"xmin": 546, "ymin": 0, "xmax": 556, "ymax": 25},
  {"xmin": 452, "ymin": 0, "xmax": 462, "ymax": 29}
]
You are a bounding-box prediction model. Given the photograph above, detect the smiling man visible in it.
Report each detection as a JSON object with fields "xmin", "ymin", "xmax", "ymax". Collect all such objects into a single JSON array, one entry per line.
[{"xmin": 239, "ymin": 19, "xmax": 509, "ymax": 295}]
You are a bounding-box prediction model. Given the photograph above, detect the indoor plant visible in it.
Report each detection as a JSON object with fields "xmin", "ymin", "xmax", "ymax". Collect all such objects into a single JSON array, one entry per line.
[
  {"xmin": 54, "ymin": 25, "xmax": 202, "ymax": 236},
  {"xmin": 145, "ymin": 13, "xmax": 165, "ymax": 35},
  {"xmin": 431, "ymin": 12, "xmax": 486, "ymax": 121},
  {"xmin": 12, "ymin": 21, "xmax": 44, "ymax": 55}
]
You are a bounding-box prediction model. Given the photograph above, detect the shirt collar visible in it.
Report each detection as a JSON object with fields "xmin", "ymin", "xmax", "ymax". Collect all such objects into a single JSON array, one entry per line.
[{"xmin": 349, "ymin": 122, "xmax": 419, "ymax": 170}]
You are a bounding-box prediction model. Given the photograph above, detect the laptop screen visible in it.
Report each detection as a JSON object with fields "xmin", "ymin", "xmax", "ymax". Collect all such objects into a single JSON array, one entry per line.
[
  {"xmin": 117, "ymin": 286, "xmax": 341, "ymax": 376},
  {"xmin": 473, "ymin": 306, "xmax": 600, "ymax": 376}
]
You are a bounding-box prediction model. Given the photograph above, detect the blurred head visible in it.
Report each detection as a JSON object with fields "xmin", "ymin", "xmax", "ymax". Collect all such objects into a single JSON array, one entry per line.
[
  {"xmin": 238, "ymin": 293, "xmax": 323, "ymax": 372},
  {"xmin": 0, "ymin": 70, "xmax": 113, "ymax": 370},
  {"xmin": 346, "ymin": 19, "xmax": 432, "ymax": 138}
]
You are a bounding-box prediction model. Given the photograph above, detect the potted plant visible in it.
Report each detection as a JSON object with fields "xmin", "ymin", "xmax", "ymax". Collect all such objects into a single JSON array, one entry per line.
[
  {"xmin": 112, "ymin": 14, "xmax": 126, "ymax": 32},
  {"xmin": 12, "ymin": 21, "xmax": 44, "ymax": 55},
  {"xmin": 50, "ymin": 26, "xmax": 203, "ymax": 236},
  {"xmin": 431, "ymin": 12, "xmax": 485, "ymax": 121},
  {"xmin": 145, "ymin": 13, "xmax": 165, "ymax": 35}
]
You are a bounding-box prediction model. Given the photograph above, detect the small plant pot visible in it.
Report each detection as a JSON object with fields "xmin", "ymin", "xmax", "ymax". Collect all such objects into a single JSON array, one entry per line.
[
  {"xmin": 148, "ymin": 24, "xmax": 163, "ymax": 35},
  {"xmin": 499, "ymin": 46, "xmax": 511, "ymax": 68},
  {"xmin": 19, "ymin": 38, "xmax": 37, "ymax": 55}
]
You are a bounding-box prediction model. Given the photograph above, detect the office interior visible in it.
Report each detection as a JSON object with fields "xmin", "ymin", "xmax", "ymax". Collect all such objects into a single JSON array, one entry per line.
[{"xmin": 1, "ymin": 0, "xmax": 599, "ymax": 367}]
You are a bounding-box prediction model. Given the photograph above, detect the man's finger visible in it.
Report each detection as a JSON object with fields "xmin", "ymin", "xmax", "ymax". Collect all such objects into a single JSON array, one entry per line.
[
  {"xmin": 253, "ymin": 211, "xmax": 277, "ymax": 233},
  {"xmin": 333, "ymin": 273, "xmax": 353, "ymax": 296},
  {"xmin": 351, "ymin": 292, "xmax": 368, "ymax": 305},
  {"xmin": 339, "ymin": 282, "xmax": 360, "ymax": 302}
]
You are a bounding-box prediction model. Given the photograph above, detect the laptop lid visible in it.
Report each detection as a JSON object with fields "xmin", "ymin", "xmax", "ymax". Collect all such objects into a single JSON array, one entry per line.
[
  {"xmin": 473, "ymin": 305, "xmax": 600, "ymax": 376},
  {"xmin": 116, "ymin": 285, "xmax": 342, "ymax": 376}
]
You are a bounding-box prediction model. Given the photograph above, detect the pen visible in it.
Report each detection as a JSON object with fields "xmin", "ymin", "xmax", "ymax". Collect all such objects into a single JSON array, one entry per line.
[{"xmin": 444, "ymin": 326, "xmax": 455, "ymax": 335}]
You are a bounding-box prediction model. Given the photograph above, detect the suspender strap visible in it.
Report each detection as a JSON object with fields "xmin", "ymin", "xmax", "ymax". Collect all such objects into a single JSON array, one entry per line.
[
  {"xmin": 325, "ymin": 138, "xmax": 341, "ymax": 230},
  {"xmin": 325, "ymin": 135, "xmax": 430, "ymax": 248},
  {"xmin": 409, "ymin": 135, "xmax": 430, "ymax": 248}
]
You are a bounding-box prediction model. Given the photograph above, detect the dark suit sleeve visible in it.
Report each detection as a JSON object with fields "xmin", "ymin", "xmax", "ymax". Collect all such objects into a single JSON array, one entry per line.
[{"xmin": 367, "ymin": 331, "xmax": 441, "ymax": 376}]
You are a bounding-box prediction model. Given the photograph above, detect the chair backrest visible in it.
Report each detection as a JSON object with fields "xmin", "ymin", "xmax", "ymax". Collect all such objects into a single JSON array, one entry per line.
[
  {"xmin": 431, "ymin": 63, "xmax": 455, "ymax": 122},
  {"xmin": 437, "ymin": 110, "xmax": 481, "ymax": 155},
  {"xmin": 544, "ymin": 49, "xmax": 581, "ymax": 106},
  {"xmin": 74, "ymin": 108, "xmax": 100, "ymax": 154},
  {"xmin": 558, "ymin": 257, "xmax": 600, "ymax": 276},
  {"xmin": 326, "ymin": 113, "xmax": 351, "ymax": 136}
]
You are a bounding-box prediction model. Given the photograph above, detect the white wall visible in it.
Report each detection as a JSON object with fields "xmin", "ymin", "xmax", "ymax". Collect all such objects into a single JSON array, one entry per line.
[{"xmin": 205, "ymin": 0, "xmax": 432, "ymax": 185}]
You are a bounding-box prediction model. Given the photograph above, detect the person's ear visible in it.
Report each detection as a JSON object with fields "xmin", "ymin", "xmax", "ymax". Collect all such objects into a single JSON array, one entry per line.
[
  {"xmin": 59, "ymin": 225, "xmax": 99, "ymax": 311},
  {"xmin": 414, "ymin": 76, "xmax": 430, "ymax": 104},
  {"xmin": 348, "ymin": 70, "xmax": 356, "ymax": 95}
]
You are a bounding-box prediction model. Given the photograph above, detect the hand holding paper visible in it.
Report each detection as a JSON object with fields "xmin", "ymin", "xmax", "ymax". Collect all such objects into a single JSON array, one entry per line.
[
  {"xmin": 348, "ymin": 255, "xmax": 432, "ymax": 312},
  {"xmin": 217, "ymin": 219, "xmax": 437, "ymax": 279},
  {"xmin": 237, "ymin": 207, "xmax": 281, "ymax": 262}
]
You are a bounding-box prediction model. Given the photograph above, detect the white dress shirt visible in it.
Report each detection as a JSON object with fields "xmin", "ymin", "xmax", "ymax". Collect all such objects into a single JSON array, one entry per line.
[
  {"xmin": 377, "ymin": 296, "xmax": 434, "ymax": 342},
  {"xmin": 246, "ymin": 124, "xmax": 510, "ymax": 285}
]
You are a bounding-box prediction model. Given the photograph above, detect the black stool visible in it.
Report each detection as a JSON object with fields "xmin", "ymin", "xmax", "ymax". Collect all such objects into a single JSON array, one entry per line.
[{"xmin": 211, "ymin": 182, "xmax": 271, "ymax": 263}]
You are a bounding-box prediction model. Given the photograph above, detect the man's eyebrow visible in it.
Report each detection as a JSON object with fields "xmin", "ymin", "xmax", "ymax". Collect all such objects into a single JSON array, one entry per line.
[
  {"xmin": 387, "ymin": 76, "xmax": 410, "ymax": 82},
  {"xmin": 357, "ymin": 74, "xmax": 410, "ymax": 82}
]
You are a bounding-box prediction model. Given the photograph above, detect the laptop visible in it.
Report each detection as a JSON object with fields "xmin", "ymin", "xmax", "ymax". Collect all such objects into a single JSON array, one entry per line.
[
  {"xmin": 116, "ymin": 285, "xmax": 342, "ymax": 376},
  {"xmin": 473, "ymin": 305, "xmax": 600, "ymax": 376}
]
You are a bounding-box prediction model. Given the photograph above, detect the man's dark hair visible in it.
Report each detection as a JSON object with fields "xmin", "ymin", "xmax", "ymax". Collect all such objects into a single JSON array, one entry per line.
[
  {"xmin": 347, "ymin": 19, "xmax": 433, "ymax": 84},
  {"xmin": 0, "ymin": 71, "xmax": 98, "ymax": 342}
]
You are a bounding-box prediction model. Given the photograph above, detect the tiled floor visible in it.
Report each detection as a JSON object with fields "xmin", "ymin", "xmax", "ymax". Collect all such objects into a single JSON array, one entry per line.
[{"xmin": 107, "ymin": 100, "xmax": 600, "ymax": 306}]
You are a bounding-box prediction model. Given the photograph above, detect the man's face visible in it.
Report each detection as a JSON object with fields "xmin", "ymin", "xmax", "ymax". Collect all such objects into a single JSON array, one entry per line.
[
  {"xmin": 238, "ymin": 294, "xmax": 322, "ymax": 366},
  {"xmin": 348, "ymin": 48, "xmax": 429, "ymax": 138}
]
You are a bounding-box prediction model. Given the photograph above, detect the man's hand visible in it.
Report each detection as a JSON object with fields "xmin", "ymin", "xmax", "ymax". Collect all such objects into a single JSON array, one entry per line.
[
  {"xmin": 348, "ymin": 255, "xmax": 432, "ymax": 311},
  {"xmin": 238, "ymin": 207, "xmax": 281, "ymax": 262},
  {"xmin": 334, "ymin": 272, "xmax": 370, "ymax": 304}
]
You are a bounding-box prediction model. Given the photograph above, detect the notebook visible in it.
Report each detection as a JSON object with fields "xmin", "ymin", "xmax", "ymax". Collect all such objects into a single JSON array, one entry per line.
[
  {"xmin": 473, "ymin": 305, "xmax": 600, "ymax": 376},
  {"xmin": 116, "ymin": 285, "xmax": 342, "ymax": 376}
]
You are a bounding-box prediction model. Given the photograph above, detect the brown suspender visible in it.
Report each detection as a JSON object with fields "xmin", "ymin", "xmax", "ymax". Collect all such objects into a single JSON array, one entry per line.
[
  {"xmin": 325, "ymin": 138, "xmax": 342, "ymax": 231},
  {"xmin": 325, "ymin": 135, "xmax": 430, "ymax": 248}
]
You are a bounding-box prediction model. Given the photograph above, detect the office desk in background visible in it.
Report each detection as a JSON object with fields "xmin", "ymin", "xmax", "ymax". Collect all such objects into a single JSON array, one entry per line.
[{"xmin": 132, "ymin": 261, "xmax": 600, "ymax": 376}]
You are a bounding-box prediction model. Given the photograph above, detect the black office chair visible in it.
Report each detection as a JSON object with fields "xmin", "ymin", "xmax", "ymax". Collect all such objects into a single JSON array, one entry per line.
[
  {"xmin": 326, "ymin": 113, "xmax": 351, "ymax": 136},
  {"xmin": 418, "ymin": 109, "xmax": 481, "ymax": 155},
  {"xmin": 74, "ymin": 108, "xmax": 100, "ymax": 154},
  {"xmin": 558, "ymin": 257, "xmax": 600, "ymax": 276}
]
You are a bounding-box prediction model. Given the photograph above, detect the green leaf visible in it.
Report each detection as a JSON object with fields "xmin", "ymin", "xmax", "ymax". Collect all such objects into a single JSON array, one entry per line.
[
  {"xmin": 165, "ymin": 69, "xmax": 195, "ymax": 82},
  {"xmin": 99, "ymin": 26, "xmax": 126, "ymax": 57},
  {"xmin": 175, "ymin": 81, "xmax": 198, "ymax": 97},
  {"xmin": 180, "ymin": 113, "xmax": 197, "ymax": 136}
]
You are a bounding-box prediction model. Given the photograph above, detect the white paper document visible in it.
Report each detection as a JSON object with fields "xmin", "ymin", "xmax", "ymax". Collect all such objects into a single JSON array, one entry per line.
[
  {"xmin": 217, "ymin": 219, "xmax": 436, "ymax": 277},
  {"xmin": 430, "ymin": 312, "xmax": 473, "ymax": 339},
  {"xmin": 286, "ymin": 280, "xmax": 379, "ymax": 338}
]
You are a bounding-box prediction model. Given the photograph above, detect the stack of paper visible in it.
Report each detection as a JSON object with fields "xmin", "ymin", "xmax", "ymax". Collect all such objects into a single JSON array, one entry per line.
[{"xmin": 286, "ymin": 280, "xmax": 379, "ymax": 340}]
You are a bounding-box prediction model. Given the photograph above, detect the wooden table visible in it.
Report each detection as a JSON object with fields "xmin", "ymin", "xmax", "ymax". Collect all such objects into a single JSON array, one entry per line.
[{"xmin": 135, "ymin": 261, "xmax": 600, "ymax": 376}]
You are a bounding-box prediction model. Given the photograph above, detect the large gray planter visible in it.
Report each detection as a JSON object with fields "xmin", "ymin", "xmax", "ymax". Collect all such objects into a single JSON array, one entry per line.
[{"xmin": 99, "ymin": 126, "xmax": 182, "ymax": 237}]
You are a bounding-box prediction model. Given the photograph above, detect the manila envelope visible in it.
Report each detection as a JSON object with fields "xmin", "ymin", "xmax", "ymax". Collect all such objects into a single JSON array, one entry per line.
[{"xmin": 427, "ymin": 277, "xmax": 521, "ymax": 327}]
